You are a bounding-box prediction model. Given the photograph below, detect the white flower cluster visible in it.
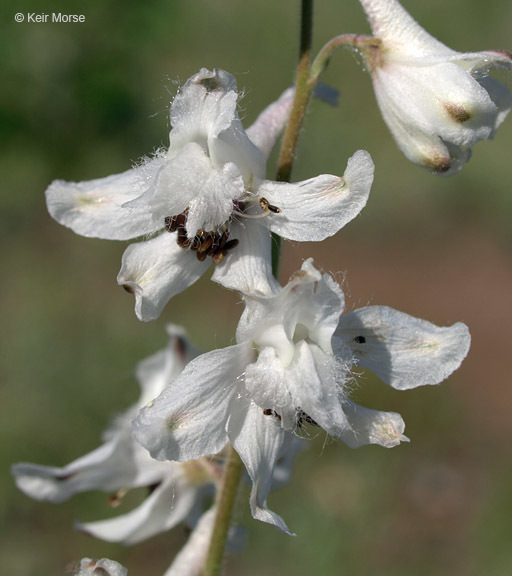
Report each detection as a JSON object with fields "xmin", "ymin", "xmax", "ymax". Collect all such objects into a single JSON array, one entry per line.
[{"xmin": 14, "ymin": 0, "xmax": 511, "ymax": 574}]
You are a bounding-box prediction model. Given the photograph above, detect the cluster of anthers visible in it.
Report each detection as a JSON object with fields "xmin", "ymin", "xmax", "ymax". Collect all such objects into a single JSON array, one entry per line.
[{"xmin": 165, "ymin": 197, "xmax": 281, "ymax": 264}]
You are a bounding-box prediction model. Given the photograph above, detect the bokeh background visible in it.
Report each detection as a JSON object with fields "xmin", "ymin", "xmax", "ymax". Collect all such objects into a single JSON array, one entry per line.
[{"xmin": 2, "ymin": 0, "xmax": 512, "ymax": 574}]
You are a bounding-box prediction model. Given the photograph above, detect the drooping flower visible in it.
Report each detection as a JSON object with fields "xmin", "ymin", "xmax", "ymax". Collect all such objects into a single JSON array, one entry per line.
[
  {"xmin": 12, "ymin": 326, "xmax": 217, "ymax": 545},
  {"xmin": 46, "ymin": 68, "xmax": 375, "ymax": 321},
  {"xmin": 358, "ymin": 0, "xmax": 512, "ymax": 174},
  {"xmin": 133, "ymin": 259, "xmax": 470, "ymax": 533},
  {"xmin": 74, "ymin": 558, "xmax": 127, "ymax": 576}
]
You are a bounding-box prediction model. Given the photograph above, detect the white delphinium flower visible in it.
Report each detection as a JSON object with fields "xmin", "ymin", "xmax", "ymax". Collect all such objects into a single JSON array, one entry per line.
[
  {"xmin": 358, "ymin": 0, "xmax": 512, "ymax": 174},
  {"xmin": 133, "ymin": 259, "xmax": 470, "ymax": 534},
  {"xmin": 75, "ymin": 558, "xmax": 127, "ymax": 576},
  {"xmin": 46, "ymin": 68, "xmax": 374, "ymax": 320},
  {"xmin": 12, "ymin": 326, "xmax": 216, "ymax": 545}
]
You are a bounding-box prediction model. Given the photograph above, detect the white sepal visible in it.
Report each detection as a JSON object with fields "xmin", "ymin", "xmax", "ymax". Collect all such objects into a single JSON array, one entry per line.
[
  {"xmin": 260, "ymin": 150, "xmax": 374, "ymax": 241},
  {"xmin": 335, "ymin": 305, "xmax": 471, "ymax": 390},
  {"xmin": 117, "ymin": 233, "xmax": 210, "ymax": 322}
]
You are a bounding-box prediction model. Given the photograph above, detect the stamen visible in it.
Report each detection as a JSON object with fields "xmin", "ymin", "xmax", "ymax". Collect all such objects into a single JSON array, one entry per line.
[{"xmin": 259, "ymin": 197, "xmax": 281, "ymax": 214}]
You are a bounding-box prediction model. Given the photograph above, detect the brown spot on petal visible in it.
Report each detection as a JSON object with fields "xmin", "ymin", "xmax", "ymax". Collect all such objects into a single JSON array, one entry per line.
[
  {"xmin": 422, "ymin": 153, "xmax": 452, "ymax": 174},
  {"xmin": 445, "ymin": 103, "xmax": 471, "ymax": 123},
  {"xmin": 122, "ymin": 284, "xmax": 135, "ymax": 295},
  {"xmin": 198, "ymin": 77, "xmax": 222, "ymax": 92}
]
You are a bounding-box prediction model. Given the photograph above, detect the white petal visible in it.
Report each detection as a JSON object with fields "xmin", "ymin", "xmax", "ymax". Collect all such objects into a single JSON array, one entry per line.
[
  {"xmin": 246, "ymin": 87, "xmax": 295, "ymax": 160},
  {"xmin": 335, "ymin": 305, "xmax": 471, "ymax": 390},
  {"xmin": 169, "ymin": 69, "xmax": 238, "ymax": 153},
  {"xmin": 136, "ymin": 325, "xmax": 198, "ymax": 406},
  {"xmin": 228, "ymin": 399, "xmax": 292, "ymax": 534},
  {"xmin": 163, "ymin": 508, "xmax": 216, "ymax": 576},
  {"xmin": 76, "ymin": 558, "xmax": 127, "ymax": 576},
  {"xmin": 236, "ymin": 258, "xmax": 344, "ymax": 355},
  {"xmin": 340, "ymin": 401, "xmax": 409, "ymax": 448},
  {"xmin": 359, "ymin": 0, "xmax": 453, "ymax": 58},
  {"xmin": 210, "ymin": 119, "xmax": 266, "ymax": 184},
  {"xmin": 185, "ymin": 161, "xmax": 245, "ymax": 236},
  {"xmin": 117, "ymin": 233, "xmax": 210, "ymax": 322},
  {"xmin": 77, "ymin": 474, "xmax": 197, "ymax": 545},
  {"xmin": 12, "ymin": 436, "xmax": 136, "ymax": 503},
  {"xmin": 260, "ymin": 150, "xmax": 374, "ymax": 241},
  {"xmin": 133, "ymin": 344, "xmax": 253, "ymax": 461},
  {"xmin": 45, "ymin": 157, "xmax": 164, "ymax": 240},
  {"xmin": 211, "ymin": 219, "xmax": 279, "ymax": 296}
]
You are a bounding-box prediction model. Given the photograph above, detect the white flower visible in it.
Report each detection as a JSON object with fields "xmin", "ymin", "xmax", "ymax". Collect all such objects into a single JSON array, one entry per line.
[
  {"xmin": 46, "ymin": 68, "xmax": 375, "ymax": 321},
  {"xmin": 12, "ymin": 326, "xmax": 216, "ymax": 545},
  {"xmin": 75, "ymin": 558, "xmax": 127, "ymax": 576},
  {"xmin": 133, "ymin": 259, "xmax": 470, "ymax": 534},
  {"xmin": 358, "ymin": 0, "xmax": 512, "ymax": 174}
]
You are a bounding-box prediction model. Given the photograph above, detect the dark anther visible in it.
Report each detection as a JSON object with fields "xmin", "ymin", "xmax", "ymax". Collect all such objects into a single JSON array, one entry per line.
[
  {"xmin": 263, "ymin": 408, "xmax": 282, "ymax": 421},
  {"xmin": 259, "ymin": 197, "xmax": 281, "ymax": 214},
  {"xmin": 354, "ymin": 335, "xmax": 366, "ymax": 344},
  {"xmin": 296, "ymin": 410, "xmax": 319, "ymax": 428},
  {"xmin": 165, "ymin": 215, "xmax": 179, "ymax": 233},
  {"xmin": 166, "ymin": 210, "xmax": 240, "ymax": 263}
]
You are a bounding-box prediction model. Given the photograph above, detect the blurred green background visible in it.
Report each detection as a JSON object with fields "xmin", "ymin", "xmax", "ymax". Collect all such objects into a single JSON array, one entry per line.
[{"xmin": 2, "ymin": 0, "xmax": 512, "ymax": 574}]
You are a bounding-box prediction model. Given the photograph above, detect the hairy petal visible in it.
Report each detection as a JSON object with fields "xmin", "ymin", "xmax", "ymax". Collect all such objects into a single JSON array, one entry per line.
[{"xmin": 335, "ymin": 305, "xmax": 471, "ymax": 389}]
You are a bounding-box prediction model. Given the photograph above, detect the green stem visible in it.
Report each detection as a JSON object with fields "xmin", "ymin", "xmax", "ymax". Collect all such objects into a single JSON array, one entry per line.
[
  {"xmin": 309, "ymin": 34, "xmax": 381, "ymax": 86},
  {"xmin": 273, "ymin": 0, "xmax": 315, "ymax": 277},
  {"xmin": 203, "ymin": 446, "xmax": 244, "ymax": 576}
]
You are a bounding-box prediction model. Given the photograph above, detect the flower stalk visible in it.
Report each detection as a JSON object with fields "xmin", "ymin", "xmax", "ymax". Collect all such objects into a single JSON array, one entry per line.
[{"xmin": 203, "ymin": 446, "xmax": 244, "ymax": 576}]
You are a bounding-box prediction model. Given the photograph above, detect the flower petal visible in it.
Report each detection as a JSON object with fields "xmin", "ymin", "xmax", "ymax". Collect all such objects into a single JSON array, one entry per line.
[
  {"xmin": 12, "ymin": 436, "xmax": 136, "ymax": 503},
  {"xmin": 163, "ymin": 508, "xmax": 216, "ymax": 576},
  {"xmin": 237, "ymin": 259, "xmax": 344, "ymax": 354},
  {"xmin": 334, "ymin": 305, "xmax": 471, "ymax": 390},
  {"xmin": 76, "ymin": 558, "xmax": 127, "ymax": 576},
  {"xmin": 168, "ymin": 68, "xmax": 238, "ymax": 153},
  {"xmin": 246, "ymin": 87, "xmax": 295, "ymax": 160},
  {"xmin": 136, "ymin": 325, "xmax": 198, "ymax": 406},
  {"xmin": 133, "ymin": 344, "xmax": 253, "ymax": 461},
  {"xmin": 228, "ymin": 399, "xmax": 292, "ymax": 534},
  {"xmin": 77, "ymin": 474, "xmax": 197, "ymax": 545},
  {"xmin": 359, "ymin": 0, "xmax": 453, "ymax": 58},
  {"xmin": 117, "ymin": 233, "xmax": 210, "ymax": 322},
  {"xmin": 260, "ymin": 150, "xmax": 374, "ymax": 241},
  {"xmin": 211, "ymin": 219, "xmax": 279, "ymax": 296},
  {"xmin": 45, "ymin": 157, "xmax": 164, "ymax": 240},
  {"xmin": 339, "ymin": 401, "xmax": 409, "ymax": 448}
]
